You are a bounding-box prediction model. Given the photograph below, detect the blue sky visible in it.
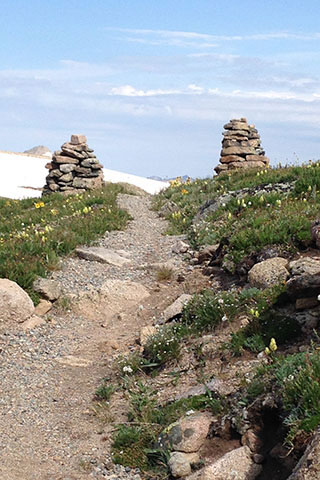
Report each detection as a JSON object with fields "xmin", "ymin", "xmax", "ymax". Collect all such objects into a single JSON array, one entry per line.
[{"xmin": 0, "ymin": 0, "xmax": 320, "ymax": 177}]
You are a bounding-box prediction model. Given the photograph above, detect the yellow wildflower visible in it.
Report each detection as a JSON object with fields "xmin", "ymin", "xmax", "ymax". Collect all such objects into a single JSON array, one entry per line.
[
  {"xmin": 269, "ymin": 338, "xmax": 277, "ymax": 352},
  {"xmin": 265, "ymin": 347, "xmax": 271, "ymax": 355}
]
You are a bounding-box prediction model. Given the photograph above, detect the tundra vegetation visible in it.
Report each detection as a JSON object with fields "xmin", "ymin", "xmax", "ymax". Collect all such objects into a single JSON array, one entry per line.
[{"xmin": 107, "ymin": 162, "xmax": 320, "ymax": 478}]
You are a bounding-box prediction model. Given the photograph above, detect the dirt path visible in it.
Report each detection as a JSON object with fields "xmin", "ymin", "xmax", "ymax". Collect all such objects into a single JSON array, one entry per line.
[{"xmin": 0, "ymin": 194, "xmax": 205, "ymax": 480}]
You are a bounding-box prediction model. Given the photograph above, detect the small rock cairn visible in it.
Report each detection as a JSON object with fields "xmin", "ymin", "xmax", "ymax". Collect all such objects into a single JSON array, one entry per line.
[
  {"xmin": 214, "ymin": 118, "xmax": 269, "ymax": 175},
  {"xmin": 43, "ymin": 134, "xmax": 104, "ymax": 195}
]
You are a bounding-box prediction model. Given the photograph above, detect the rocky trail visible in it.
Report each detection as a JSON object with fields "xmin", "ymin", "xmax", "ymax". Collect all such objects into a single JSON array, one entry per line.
[{"xmin": 0, "ymin": 194, "xmax": 208, "ymax": 480}]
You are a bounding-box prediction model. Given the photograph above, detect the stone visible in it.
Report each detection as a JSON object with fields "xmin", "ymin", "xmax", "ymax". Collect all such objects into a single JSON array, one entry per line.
[
  {"xmin": 246, "ymin": 155, "xmax": 269, "ymax": 163},
  {"xmin": 162, "ymin": 412, "xmax": 213, "ymax": 453},
  {"xmin": 248, "ymin": 257, "xmax": 289, "ymax": 289},
  {"xmin": 288, "ymin": 431, "xmax": 320, "ymax": 479},
  {"xmin": 229, "ymin": 160, "xmax": 266, "ymax": 170},
  {"xmin": 311, "ymin": 220, "xmax": 320, "ymax": 248},
  {"xmin": 76, "ymin": 247, "xmax": 131, "ymax": 267},
  {"xmin": 159, "ymin": 201, "xmax": 179, "ymax": 217},
  {"xmin": 0, "ymin": 279, "xmax": 34, "ymax": 323},
  {"xmin": 49, "ymin": 169, "xmax": 63, "ymax": 178},
  {"xmin": 70, "ymin": 134, "xmax": 87, "ymax": 145},
  {"xmin": 59, "ymin": 172, "xmax": 74, "ymax": 183},
  {"xmin": 33, "ymin": 278, "xmax": 62, "ymax": 301},
  {"xmin": 197, "ymin": 244, "xmax": 219, "ymax": 264},
  {"xmin": 59, "ymin": 164, "xmax": 76, "ymax": 173},
  {"xmin": 241, "ymin": 429, "xmax": 263, "ymax": 453},
  {"xmin": 34, "ymin": 299, "xmax": 52, "ymax": 316},
  {"xmin": 169, "ymin": 452, "xmax": 199, "ymax": 478},
  {"xmin": 21, "ymin": 315, "xmax": 45, "ymax": 331},
  {"xmin": 295, "ymin": 297, "xmax": 319, "ymax": 310},
  {"xmin": 224, "ymin": 121, "xmax": 250, "ymax": 131},
  {"xmin": 172, "ymin": 240, "xmax": 189, "ymax": 254},
  {"xmin": 160, "ymin": 294, "xmax": 192, "ymax": 323},
  {"xmin": 287, "ymin": 274, "xmax": 320, "ymax": 298},
  {"xmin": 61, "ymin": 146, "xmax": 85, "ymax": 160},
  {"xmin": 289, "ymin": 257, "xmax": 320, "ymax": 276},
  {"xmin": 72, "ymin": 176, "xmax": 103, "ymax": 189},
  {"xmin": 188, "ymin": 446, "xmax": 262, "ymax": 480},
  {"xmin": 81, "ymin": 158, "xmax": 100, "ymax": 167},
  {"xmin": 140, "ymin": 325, "xmax": 157, "ymax": 346},
  {"xmin": 175, "ymin": 377, "xmax": 235, "ymax": 401},
  {"xmin": 53, "ymin": 155, "xmax": 79, "ymax": 165},
  {"xmin": 221, "ymin": 146, "xmax": 256, "ymax": 157},
  {"xmin": 220, "ymin": 155, "xmax": 246, "ymax": 164}
]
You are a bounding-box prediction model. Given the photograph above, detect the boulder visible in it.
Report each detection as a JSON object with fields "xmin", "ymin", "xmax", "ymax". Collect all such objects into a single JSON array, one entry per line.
[
  {"xmin": 169, "ymin": 452, "xmax": 200, "ymax": 478},
  {"xmin": 289, "ymin": 257, "xmax": 320, "ymax": 276},
  {"xmin": 189, "ymin": 446, "xmax": 262, "ymax": 480},
  {"xmin": 162, "ymin": 412, "xmax": 213, "ymax": 453},
  {"xmin": 0, "ymin": 279, "xmax": 34, "ymax": 323},
  {"xmin": 248, "ymin": 257, "xmax": 289, "ymax": 289},
  {"xmin": 33, "ymin": 278, "xmax": 62, "ymax": 301}
]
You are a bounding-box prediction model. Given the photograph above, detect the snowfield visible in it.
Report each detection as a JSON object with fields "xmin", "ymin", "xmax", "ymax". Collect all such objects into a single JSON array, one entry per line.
[{"xmin": 0, "ymin": 151, "xmax": 169, "ymax": 199}]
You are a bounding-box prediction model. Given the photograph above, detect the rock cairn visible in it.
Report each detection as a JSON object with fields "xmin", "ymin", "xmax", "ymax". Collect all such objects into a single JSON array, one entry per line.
[
  {"xmin": 43, "ymin": 134, "xmax": 104, "ymax": 195},
  {"xmin": 214, "ymin": 118, "xmax": 269, "ymax": 175}
]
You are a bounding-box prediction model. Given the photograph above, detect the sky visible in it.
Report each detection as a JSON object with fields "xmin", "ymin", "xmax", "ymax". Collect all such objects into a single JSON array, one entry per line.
[{"xmin": 0, "ymin": 0, "xmax": 319, "ymax": 178}]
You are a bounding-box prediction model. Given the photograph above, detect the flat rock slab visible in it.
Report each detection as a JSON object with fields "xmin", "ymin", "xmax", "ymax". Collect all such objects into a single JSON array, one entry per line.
[
  {"xmin": 159, "ymin": 294, "xmax": 192, "ymax": 324},
  {"xmin": 76, "ymin": 247, "xmax": 131, "ymax": 267}
]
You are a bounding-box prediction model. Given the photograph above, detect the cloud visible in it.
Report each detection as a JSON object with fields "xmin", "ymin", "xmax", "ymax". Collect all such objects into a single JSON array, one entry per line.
[{"xmin": 108, "ymin": 27, "xmax": 320, "ymax": 48}]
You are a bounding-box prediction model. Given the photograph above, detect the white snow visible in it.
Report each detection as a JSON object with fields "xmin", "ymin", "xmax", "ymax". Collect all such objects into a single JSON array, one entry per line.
[{"xmin": 0, "ymin": 150, "xmax": 169, "ymax": 199}]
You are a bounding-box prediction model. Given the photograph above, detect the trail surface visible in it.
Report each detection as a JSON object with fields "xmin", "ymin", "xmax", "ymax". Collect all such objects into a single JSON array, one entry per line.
[{"xmin": 0, "ymin": 194, "xmax": 200, "ymax": 480}]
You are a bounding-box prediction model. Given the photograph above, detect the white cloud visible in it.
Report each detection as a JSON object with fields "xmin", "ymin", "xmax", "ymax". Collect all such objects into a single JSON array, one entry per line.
[{"xmin": 108, "ymin": 27, "xmax": 320, "ymax": 48}]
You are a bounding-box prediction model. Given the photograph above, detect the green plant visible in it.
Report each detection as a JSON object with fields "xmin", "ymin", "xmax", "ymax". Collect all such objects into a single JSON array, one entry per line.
[{"xmin": 95, "ymin": 383, "xmax": 116, "ymax": 401}]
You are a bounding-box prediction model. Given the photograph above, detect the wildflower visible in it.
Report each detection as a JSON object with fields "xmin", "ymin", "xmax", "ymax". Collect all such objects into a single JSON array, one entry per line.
[
  {"xmin": 265, "ymin": 347, "xmax": 271, "ymax": 355},
  {"xmin": 308, "ymin": 185, "xmax": 312, "ymax": 191},
  {"xmin": 227, "ymin": 212, "xmax": 232, "ymax": 220},
  {"xmin": 269, "ymin": 338, "xmax": 277, "ymax": 352},
  {"xmin": 259, "ymin": 195, "xmax": 264, "ymax": 203},
  {"xmin": 122, "ymin": 365, "xmax": 133, "ymax": 374},
  {"xmin": 181, "ymin": 188, "xmax": 188, "ymax": 195},
  {"xmin": 249, "ymin": 308, "xmax": 255, "ymax": 315},
  {"xmin": 50, "ymin": 208, "xmax": 58, "ymax": 215},
  {"xmin": 218, "ymin": 298, "xmax": 224, "ymax": 305},
  {"xmin": 276, "ymin": 199, "xmax": 281, "ymax": 207},
  {"xmin": 222, "ymin": 315, "xmax": 228, "ymax": 322}
]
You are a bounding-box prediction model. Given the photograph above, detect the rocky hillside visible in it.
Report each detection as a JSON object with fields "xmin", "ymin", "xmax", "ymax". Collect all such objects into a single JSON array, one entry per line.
[{"xmin": 0, "ymin": 164, "xmax": 320, "ymax": 479}]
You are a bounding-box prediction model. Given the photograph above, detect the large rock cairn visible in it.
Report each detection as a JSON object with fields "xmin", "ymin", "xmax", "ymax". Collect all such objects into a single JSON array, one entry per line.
[
  {"xmin": 214, "ymin": 118, "xmax": 269, "ymax": 175},
  {"xmin": 43, "ymin": 134, "xmax": 104, "ymax": 195}
]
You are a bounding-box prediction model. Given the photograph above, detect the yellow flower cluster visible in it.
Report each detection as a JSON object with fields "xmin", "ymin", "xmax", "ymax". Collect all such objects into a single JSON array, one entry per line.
[
  {"xmin": 169, "ymin": 177, "xmax": 183, "ymax": 187},
  {"xmin": 34, "ymin": 201, "xmax": 45, "ymax": 209},
  {"xmin": 265, "ymin": 338, "xmax": 278, "ymax": 355}
]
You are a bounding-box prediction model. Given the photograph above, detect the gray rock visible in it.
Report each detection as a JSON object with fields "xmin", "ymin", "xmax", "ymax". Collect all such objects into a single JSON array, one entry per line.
[
  {"xmin": 289, "ymin": 257, "xmax": 320, "ymax": 276},
  {"xmin": 162, "ymin": 412, "xmax": 213, "ymax": 453},
  {"xmin": 248, "ymin": 257, "xmax": 289, "ymax": 289},
  {"xmin": 169, "ymin": 452, "xmax": 199, "ymax": 478},
  {"xmin": 53, "ymin": 155, "xmax": 79, "ymax": 164},
  {"xmin": 59, "ymin": 164, "xmax": 76, "ymax": 174},
  {"xmin": 70, "ymin": 134, "xmax": 87, "ymax": 145},
  {"xmin": 160, "ymin": 294, "xmax": 192, "ymax": 323},
  {"xmin": 33, "ymin": 278, "xmax": 62, "ymax": 301},
  {"xmin": 76, "ymin": 247, "xmax": 131, "ymax": 267},
  {"xmin": 73, "ymin": 176, "xmax": 103, "ymax": 189}
]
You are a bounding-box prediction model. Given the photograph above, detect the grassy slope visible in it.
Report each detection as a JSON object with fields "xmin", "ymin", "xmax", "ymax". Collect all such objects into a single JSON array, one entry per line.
[{"xmin": 0, "ymin": 184, "xmax": 130, "ymax": 301}]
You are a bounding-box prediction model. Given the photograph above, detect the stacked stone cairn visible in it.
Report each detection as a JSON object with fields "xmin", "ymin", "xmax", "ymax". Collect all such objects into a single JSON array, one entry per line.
[
  {"xmin": 43, "ymin": 134, "xmax": 104, "ymax": 195},
  {"xmin": 214, "ymin": 118, "xmax": 269, "ymax": 174}
]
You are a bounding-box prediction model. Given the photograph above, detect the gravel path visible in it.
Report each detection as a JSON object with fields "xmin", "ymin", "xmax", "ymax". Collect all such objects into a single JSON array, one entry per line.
[{"xmin": 0, "ymin": 194, "xmax": 190, "ymax": 480}]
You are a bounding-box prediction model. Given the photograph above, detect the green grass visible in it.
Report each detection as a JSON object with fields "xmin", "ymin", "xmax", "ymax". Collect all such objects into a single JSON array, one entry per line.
[
  {"xmin": 244, "ymin": 348, "xmax": 320, "ymax": 445},
  {"xmin": 153, "ymin": 163, "xmax": 320, "ymax": 265},
  {"xmin": 0, "ymin": 185, "xmax": 130, "ymax": 299}
]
